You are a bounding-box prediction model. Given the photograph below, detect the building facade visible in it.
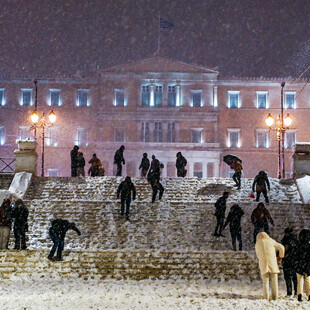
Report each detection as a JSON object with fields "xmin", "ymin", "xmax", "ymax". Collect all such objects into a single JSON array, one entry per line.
[{"xmin": 0, "ymin": 57, "xmax": 309, "ymax": 178}]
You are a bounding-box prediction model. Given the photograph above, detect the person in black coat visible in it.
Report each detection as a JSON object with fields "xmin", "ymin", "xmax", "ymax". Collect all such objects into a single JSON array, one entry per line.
[
  {"xmin": 70, "ymin": 145, "xmax": 79, "ymax": 177},
  {"xmin": 213, "ymin": 192, "xmax": 229, "ymax": 237},
  {"xmin": 294, "ymin": 229, "xmax": 310, "ymax": 302},
  {"xmin": 48, "ymin": 219, "xmax": 81, "ymax": 261},
  {"xmin": 117, "ymin": 176, "xmax": 136, "ymax": 220},
  {"xmin": 12, "ymin": 199, "xmax": 29, "ymax": 250},
  {"xmin": 76, "ymin": 151, "xmax": 86, "ymax": 177},
  {"xmin": 281, "ymin": 227, "xmax": 298, "ymax": 296},
  {"xmin": 114, "ymin": 145, "xmax": 125, "ymax": 176},
  {"xmin": 252, "ymin": 171, "xmax": 271, "ymax": 203},
  {"xmin": 223, "ymin": 203, "xmax": 244, "ymax": 251},
  {"xmin": 139, "ymin": 153, "xmax": 150, "ymax": 178},
  {"xmin": 148, "ymin": 155, "xmax": 160, "ymax": 183},
  {"xmin": 150, "ymin": 176, "xmax": 164, "ymax": 203},
  {"xmin": 176, "ymin": 152, "xmax": 187, "ymax": 177}
]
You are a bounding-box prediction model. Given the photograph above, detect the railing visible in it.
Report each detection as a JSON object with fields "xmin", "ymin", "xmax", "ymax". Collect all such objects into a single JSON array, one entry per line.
[{"xmin": 0, "ymin": 157, "xmax": 15, "ymax": 174}]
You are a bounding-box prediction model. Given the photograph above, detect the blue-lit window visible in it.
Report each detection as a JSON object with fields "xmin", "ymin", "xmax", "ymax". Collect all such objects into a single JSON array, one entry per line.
[
  {"xmin": 141, "ymin": 85, "xmax": 150, "ymax": 106},
  {"xmin": 50, "ymin": 90, "xmax": 61, "ymax": 106},
  {"xmin": 228, "ymin": 130, "xmax": 240, "ymax": 148},
  {"xmin": 167, "ymin": 122, "xmax": 176, "ymax": 142},
  {"xmin": 191, "ymin": 130, "xmax": 202, "ymax": 143},
  {"xmin": 77, "ymin": 128, "xmax": 88, "ymax": 146},
  {"xmin": 0, "ymin": 89, "xmax": 4, "ymax": 106},
  {"xmin": 286, "ymin": 93, "xmax": 296, "ymax": 109},
  {"xmin": 168, "ymin": 86, "xmax": 176, "ymax": 106},
  {"xmin": 256, "ymin": 130, "xmax": 268, "ymax": 148},
  {"xmin": 257, "ymin": 92, "xmax": 267, "ymax": 109},
  {"xmin": 154, "ymin": 122, "xmax": 162, "ymax": 142},
  {"xmin": 77, "ymin": 90, "xmax": 89, "ymax": 106},
  {"xmin": 0, "ymin": 126, "xmax": 4, "ymax": 145},
  {"xmin": 192, "ymin": 91, "xmax": 202, "ymax": 107},
  {"xmin": 154, "ymin": 86, "xmax": 163, "ymax": 106},
  {"xmin": 141, "ymin": 122, "xmax": 150, "ymax": 142},
  {"xmin": 228, "ymin": 91, "xmax": 240, "ymax": 108},
  {"xmin": 21, "ymin": 89, "xmax": 32, "ymax": 106},
  {"xmin": 115, "ymin": 90, "xmax": 125, "ymax": 106}
]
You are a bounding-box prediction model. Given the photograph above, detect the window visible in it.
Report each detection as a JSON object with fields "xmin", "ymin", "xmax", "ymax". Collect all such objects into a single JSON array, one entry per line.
[
  {"xmin": 47, "ymin": 169, "xmax": 59, "ymax": 177},
  {"xmin": 228, "ymin": 129, "xmax": 240, "ymax": 147},
  {"xmin": 19, "ymin": 126, "xmax": 30, "ymax": 140},
  {"xmin": 167, "ymin": 122, "xmax": 176, "ymax": 143},
  {"xmin": 77, "ymin": 128, "xmax": 88, "ymax": 146},
  {"xmin": 0, "ymin": 89, "xmax": 4, "ymax": 106},
  {"xmin": 141, "ymin": 122, "xmax": 150, "ymax": 142},
  {"xmin": 256, "ymin": 130, "xmax": 269, "ymax": 148},
  {"xmin": 0, "ymin": 126, "xmax": 4, "ymax": 145},
  {"xmin": 50, "ymin": 89, "xmax": 61, "ymax": 106},
  {"xmin": 191, "ymin": 129, "xmax": 202, "ymax": 143},
  {"xmin": 228, "ymin": 91, "xmax": 240, "ymax": 108},
  {"xmin": 115, "ymin": 89, "xmax": 125, "ymax": 106},
  {"xmin": 77, "ymin": 89, "xmax": 89, "ymax": 106},
  {"xmin": 154, "ymin": 122, "xmax": 163, "ymax": 142},
  {"xmin": 256, "ymin": 92, "xmax": 267, "ymax": 109},
  {"xmin": 141, "ymin": 85, "xmax": 150, "ymax": 106},
  {"xmin": 168, "ymin": 86, "xmax": 176, "ymax": 106},
  {"xmin": 285, "ymin": 131, "xmax": 296, "ymax": 149},
  {"xmin": 191, "ymin": 91, "xmax": 202, "ymax": 107},
  {"xmin": 285, "ymin": 92, "xmax": 296, "ymax": 109},
  {"xmin": 114, "ymin": 128, "xmax": 125, "ymax": 142},
  {"xmin": 154, "ymin": 85, "xmax": 163, "ymax": 106},
  {"xmin": 21, "ymin": 89, "xmax": 32, "ymax": 106},
  {"xmin": 194, "ymin": 163, "xmax": 203, "ymax": 178},
  {"xmin": 45, "ymin": 127, "xmax": 58, "ymax": 147},
  {"xmin": 207, "ymin": 163, "xmax": 214, "ymax": 177}
]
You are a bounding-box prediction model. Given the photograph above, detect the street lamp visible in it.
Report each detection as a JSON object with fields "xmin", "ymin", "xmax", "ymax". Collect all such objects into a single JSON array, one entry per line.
[
  {"xmin": 265, "ymin": 82, "xmax": 293, "ymax": 179},
  {"xmin": 30, "ymin": 110, "xmax": 56, "ymax": 177}
]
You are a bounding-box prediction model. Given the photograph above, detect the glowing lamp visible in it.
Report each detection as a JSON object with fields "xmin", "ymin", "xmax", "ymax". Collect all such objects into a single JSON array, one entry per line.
[
  {"xmin": 48, "ymin": 110, "xmax": 56, "ymax": 124},
  {"xmin": 284, "ymin": 114, "xmax": 292, "ymax": 127},
  {"xmin": 31, "ymin": 111, "xmax": 39, "ymax": 124},
  {"xmin": 265, "ymin": 114, "xmax": 275, "ymax": 127}
]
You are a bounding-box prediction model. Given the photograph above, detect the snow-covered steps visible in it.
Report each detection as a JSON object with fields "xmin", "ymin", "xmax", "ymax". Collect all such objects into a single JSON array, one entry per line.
[
  {"xmin": 0, "ymin": 250, "xmax": 260, "ymax": 281},
  {"xmin": 0, "ymin": 174, "xmax": 14, "ymax": 190}
]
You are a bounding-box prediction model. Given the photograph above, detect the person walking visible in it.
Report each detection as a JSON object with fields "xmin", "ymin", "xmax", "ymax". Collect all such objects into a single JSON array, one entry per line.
[
  {"xmin": 150, "ymin": 176, "xmax": 164, "ymax": 203},
  {"xmin": 148, "ymin": 155, "xmax": 160, "ymax": 183},
  {"xmin": 252, "ymin": 171, "xmax": 271, "ymax": 203},
  {"xmin": 70, "ymin": 145, "xmax": 79, "ymax": 177},
  {"xmin": 88, "ymin": 153, "xmax": 102, "ymax": 177},
  {"xmin": 114, "ymin": 145, "xmax": 125, "ymax": 176},
  {"xmin": 139, "ymin": 153, "xmax": 150, "ymax": 178},
  {"xmin": 76, "ymin": 152, "xmax": 86, "ymax": 177},
  {"xmin": 176, "ymin": 152, "xmax": 187, "ymax": 177},
  {"xmin": 232, "ymin": 158, "xmax": 242, "ymax": 189},
  {"xmin": 12, "ymin": 199, "xmax": 29, "ymax": 250},
  {"xmin": 223, "ymin": 203, "xmax": 244, "ymax": 251},
  {"xmin": 294, "ymin": 229, "xmax": 310, "ymax": 302},
  {"xmin": 48, "ymin": 219, "xmax": 81, "ymax": 261},
  {"xmin": 281, "ymin": 227, "xmax": 298, "ymax": 297},
  {"xmin": 0, "ymin": 199, "xmax": 12, "ymax": 249},
  {"xmin": 255, "ymin": 232, "xmax": 285, "ymax": 301},
  {"xmin": 251, "ymin": 202, "xmax": 274, "ymax": 244},
  {"xmin": 213, "ymin": 192, "xmax": 229, "ymax": 237},
  {"xmin": 117, "ymin": 176, "xmax": 136, "ymax": 220}
]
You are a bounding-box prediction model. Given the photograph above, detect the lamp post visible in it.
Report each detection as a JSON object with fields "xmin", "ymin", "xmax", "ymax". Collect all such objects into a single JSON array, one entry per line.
[
  {"xmin": 265, "ymin": 82, "xmax": 293, "ymax": 179},
  {"xmin": 30, "ymin": 110, "xmax": 56, "ymax": 177}
]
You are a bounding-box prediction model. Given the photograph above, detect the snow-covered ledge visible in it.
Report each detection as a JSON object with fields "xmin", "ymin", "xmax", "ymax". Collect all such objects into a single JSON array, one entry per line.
[
  {"xmin": 296, "ymin": 175, "xmax": 310, "ymax": 204},
  {"xmin": 291, "ymin": 143, "xmax": 310, "ymax": 178},
  {"xmin": 14, "ymin": 139, "xmax": 38, "ymax": 175}
]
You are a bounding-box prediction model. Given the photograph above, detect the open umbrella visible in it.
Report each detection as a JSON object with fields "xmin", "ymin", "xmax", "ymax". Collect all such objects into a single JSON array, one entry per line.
[{"xmin": 223, "ymin": 154, "xmax": 242, "ymax": 166}]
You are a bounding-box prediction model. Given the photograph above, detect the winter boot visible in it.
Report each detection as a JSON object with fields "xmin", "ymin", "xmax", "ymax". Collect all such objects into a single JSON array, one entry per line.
[{"xmin": 298, "ymin": 294, "xmax": 302, "ymax": 302}]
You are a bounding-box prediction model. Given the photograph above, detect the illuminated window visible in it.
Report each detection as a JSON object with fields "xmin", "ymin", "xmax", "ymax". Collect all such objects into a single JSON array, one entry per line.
[
  {"xmin": 45, "ymin": 127, "xmax": 58, "ymax": 147},
  {"xmin": 77, "ymin": 128, "xmax": 88, "ymax": 146},
  {"xmin": 256, "ymin": 91, "xmax": 267, "ymax": 109},
  {"xmin": 114, "ymin": 128, "xmax": 125, "ymax": 142},
  {"xmin": 191, "ymin": 90, "xmax": 202, "ymax": 107},
  {"xmin": 77, "ymin": 89, "xmax": 89, "ymax": 106},
  {"xmin": 141, "ymin": 122, "xmax": 150, "ymax": 142},
  {"xmin": 154, "ymin": 86, "xmax": 163, "ymax": 106},
  {"xmin": 167, "ymin": 122, "xmax": 176, "ymax": 142},
  {"xmin": 168, "ymin": 86, "xmax": 176, "ymax": 106},
  {"xmin": 228, "ymin": 91, "xmax": 240, "ymax": 108},
  {"xmin": 0, "ymin": 126, "xmax": 4, "ymax": 145},
  {"xmin": 154, "ymin": 122, "xmax": 162, "ymax": 142},
  {"xmin": 285, "ymin": 92, "xmax": 296, "ymax": 109},
  {"xmin": 115, "ymin": 89, "xmax": 125, "ymax": 106},
  {"xmin": 47, "ymin": 169, "xmax": 59, "ymax": 176},
  {"xmin": 50, "ymin": 89, "xmax": 61, "ymax": 106},
  {"xmin": 256, "ymin": 130, "xmax": 269, "ymax": 148},
  {"xmin": 285, "ymin": 131, "xmax": 296, "ymax": 148},
  {"xmin": 228, "ymin": 129, "xmax": 240, "ymax": 147},
  {"xmin": 21, "ymin": 89, "xmax": 33, "ymax": 106},
  {"xmin": 0, "ymin": 89, "xmax": 4, "ymax": 106},
  {"xmin": 191, "ymin": 129, "xmax": 202, "ymax": 143}
]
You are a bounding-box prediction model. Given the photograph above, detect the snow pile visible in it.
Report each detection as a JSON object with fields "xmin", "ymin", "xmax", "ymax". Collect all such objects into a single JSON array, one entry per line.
[
  {"xmin": 9, "ymin": 171, "xmax": 32, "ymax": 199},
  {"xmin": 0, "ymin": 278, "xmax": 308, "ymax": 310},
  {"xmin": 296, "ymin": 175, "xmax": 310, "ymax": 204}
]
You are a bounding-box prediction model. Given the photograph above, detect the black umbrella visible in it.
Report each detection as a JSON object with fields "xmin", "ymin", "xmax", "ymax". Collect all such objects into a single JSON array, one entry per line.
[{"xmin": 223, "ymin": 154, "xmax": 242, "ymax": 166}]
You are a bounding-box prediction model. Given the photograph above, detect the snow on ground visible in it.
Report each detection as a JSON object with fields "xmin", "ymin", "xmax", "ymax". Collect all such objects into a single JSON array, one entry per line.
[
  {"xmin": 296, "ymin": 175, "xmax": 310, "ymax": 204},
  {"xmin": 0, "ymin": 278, "xmax": 308, "ymax": 310}
]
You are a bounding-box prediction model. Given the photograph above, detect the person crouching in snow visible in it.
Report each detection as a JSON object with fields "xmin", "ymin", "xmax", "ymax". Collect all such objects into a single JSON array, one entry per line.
[
  {"xmin": 294, "ymin": 229, "xmax": 310, "ymax": 302},
  {"xmin": 48, "ymin": 219, "xmax": 81, "ymax": 261},
  {"xmin": 255, "ymin": 232, "xmax": 285, "ymax": 301}
]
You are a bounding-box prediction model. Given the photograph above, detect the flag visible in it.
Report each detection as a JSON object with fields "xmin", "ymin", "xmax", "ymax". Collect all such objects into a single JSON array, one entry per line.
[{"xmin": 160, "ymin": 17, "xmax": 174, "ymax": 30}]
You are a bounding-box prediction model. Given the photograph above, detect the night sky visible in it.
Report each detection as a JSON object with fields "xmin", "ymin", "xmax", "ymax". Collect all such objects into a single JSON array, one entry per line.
[{"xmin": 0, "ymin": 0, "xmax": 309, "ymax": 79}]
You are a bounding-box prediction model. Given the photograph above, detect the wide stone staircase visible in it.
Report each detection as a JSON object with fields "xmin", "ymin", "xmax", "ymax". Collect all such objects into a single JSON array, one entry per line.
[{"xmin": 1, "ymin": 175, "xmax": 309, "ymax": 281}]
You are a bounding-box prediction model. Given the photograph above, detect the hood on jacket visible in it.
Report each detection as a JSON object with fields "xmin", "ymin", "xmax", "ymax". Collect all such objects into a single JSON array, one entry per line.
[{"xmin": 257, "ymin": 231, "xmax": 269, "ymax": 242}]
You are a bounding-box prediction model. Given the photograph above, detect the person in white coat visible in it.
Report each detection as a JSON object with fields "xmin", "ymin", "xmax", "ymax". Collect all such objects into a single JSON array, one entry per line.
[{"xmin": 255, "ymin": 232, "xmax": 285, "ymax": 301}]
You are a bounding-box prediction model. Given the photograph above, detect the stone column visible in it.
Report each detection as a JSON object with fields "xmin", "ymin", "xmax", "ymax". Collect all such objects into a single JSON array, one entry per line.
[{"xmin": 14, "ymin": 140, "xmax": 38, "ymax": 175}]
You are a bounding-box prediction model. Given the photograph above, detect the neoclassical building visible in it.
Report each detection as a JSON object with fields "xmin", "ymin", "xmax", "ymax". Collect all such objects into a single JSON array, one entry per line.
[{"xmin": 0, "ymin": 56, "xmax": 309, "ymax": 178}]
